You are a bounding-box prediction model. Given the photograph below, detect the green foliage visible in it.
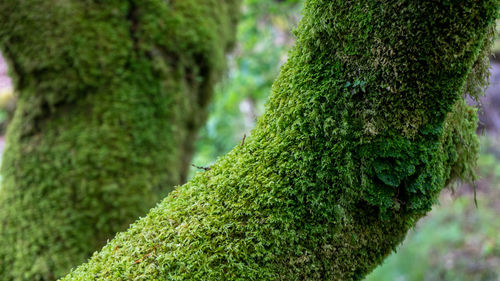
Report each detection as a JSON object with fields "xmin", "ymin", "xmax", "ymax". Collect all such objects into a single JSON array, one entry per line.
[
  {"xmin": 366, "ymin": 195, "xmax": 500, "ymax": 281},
  {"xmin": 192, "ymin": 0, "xmax": 301, "ymax": 168},
  {"xmin": 62, "ymin": 1, "xmax": 499, "ymax": 280},
  {"xmin": 0, "ymin": 0, "xmax": 240, "ymax": 280}
]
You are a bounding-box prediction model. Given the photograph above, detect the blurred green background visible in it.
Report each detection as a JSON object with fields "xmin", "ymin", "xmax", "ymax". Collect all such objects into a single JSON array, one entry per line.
[{"xmin": 0, "ymin": 0, "xmax": 498, "ymax": 280}]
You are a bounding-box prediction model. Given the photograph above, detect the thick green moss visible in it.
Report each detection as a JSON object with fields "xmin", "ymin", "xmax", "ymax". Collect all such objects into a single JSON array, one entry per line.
[
  {"xmin": 59, "ymin": 1, "xmax": 499, "ymax": 280},
  {"xmin": 0, "ymin": 0, "xmax": 240, "ymax": 280}
]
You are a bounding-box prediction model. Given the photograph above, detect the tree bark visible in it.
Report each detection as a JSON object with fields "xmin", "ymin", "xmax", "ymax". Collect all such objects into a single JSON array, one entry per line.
[
  {"xmin": 58, "ymin": 0, "xmax": 498, "ymax": 280},
  {"xmin": 0, "ymin": 0, "xmax": 240, "ymax": 280}
]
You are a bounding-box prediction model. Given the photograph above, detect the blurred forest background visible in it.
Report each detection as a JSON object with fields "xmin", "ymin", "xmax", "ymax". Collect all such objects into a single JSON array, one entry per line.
[{"xmin": 0, "ymin": 0, "xmax": 498, "ymax": 280}]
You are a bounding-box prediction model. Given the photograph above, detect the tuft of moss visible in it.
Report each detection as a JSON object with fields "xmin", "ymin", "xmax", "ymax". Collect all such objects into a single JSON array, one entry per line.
[{"xmin": 0, "ymin": 0, "xmax": 240, "ymax": 280}]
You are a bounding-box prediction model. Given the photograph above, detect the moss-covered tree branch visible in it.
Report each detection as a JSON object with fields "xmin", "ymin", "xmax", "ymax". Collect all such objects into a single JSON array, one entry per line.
[
  {"xmin": 58, "ymin": 0, "xmax": 499, "ymax": 280},
  {"xmin": 0, "ymin": 0, "xmax": 240, "ymax": 280}
]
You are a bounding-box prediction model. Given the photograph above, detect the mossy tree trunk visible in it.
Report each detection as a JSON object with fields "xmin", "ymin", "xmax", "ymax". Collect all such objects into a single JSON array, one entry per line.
[
  {"xmin": 0, "ymin": 0, "xmax": 240, "ymax": 280},
  {"xmin": 60, "ymin": 0, "xmax": 499, "ymax": 280}
]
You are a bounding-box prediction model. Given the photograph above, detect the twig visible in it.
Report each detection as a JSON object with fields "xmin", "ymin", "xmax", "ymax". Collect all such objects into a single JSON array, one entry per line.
[
  {"xmin": 191, "ymin": 164, "xmax": 211, "ymax": 171},
  {"xmin": 240, "ymin": 134, "xmax": 246, "ymax": 147}
]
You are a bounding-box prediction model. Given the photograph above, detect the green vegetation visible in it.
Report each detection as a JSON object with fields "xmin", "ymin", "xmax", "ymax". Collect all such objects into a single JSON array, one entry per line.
[
  {"xmin": 192, "ymin": 0, "xmax": 301, "ymax": 168},
  {"xmin": 0, "ymin": 0, "xmax": 240, "ymax": 280},
  {"xmin": 61, "ymin": 1, "xmax": 499, "ymax": 280},
  {"xmin": 366, "ymin": 137, "xmax": 500, "ymax": 281},
  {"xmin": 193, "ymin": 2, "xmax": 500, "ymax": 279}
]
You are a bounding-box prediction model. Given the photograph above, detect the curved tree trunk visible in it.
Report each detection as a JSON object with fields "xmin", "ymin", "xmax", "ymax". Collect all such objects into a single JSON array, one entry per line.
[
  {"xmin": 0, "ymin": 0, "xmax": 240, "ymax": 280},
  {"xmin": 59, "ymin": 0, "xmax": 498, "ymax": 280}
]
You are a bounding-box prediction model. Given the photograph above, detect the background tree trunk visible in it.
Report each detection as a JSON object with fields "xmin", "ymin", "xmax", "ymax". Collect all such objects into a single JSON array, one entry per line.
[{"xmin": 0, "ymin": 0, "xmax": 240, "ymax": 280}]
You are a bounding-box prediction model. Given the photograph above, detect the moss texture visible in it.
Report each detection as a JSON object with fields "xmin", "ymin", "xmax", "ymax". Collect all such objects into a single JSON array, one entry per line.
[
  {"xmin": 0, "ymin": 0, "xmax": 240, "ymax": 280},
  {"xmin": 58, "ymin": 1, "xmax": 499, "ymax": 280}
]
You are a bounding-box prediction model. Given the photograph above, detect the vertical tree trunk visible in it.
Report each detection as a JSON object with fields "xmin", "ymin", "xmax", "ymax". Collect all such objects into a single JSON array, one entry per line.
[
  {"xmin": 0, "ymin": 0, "xmax": 240, "ymax": 280},
  {"xmin": 60, "ymin": 0, "xmax": 498, "ymax": 280}
]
